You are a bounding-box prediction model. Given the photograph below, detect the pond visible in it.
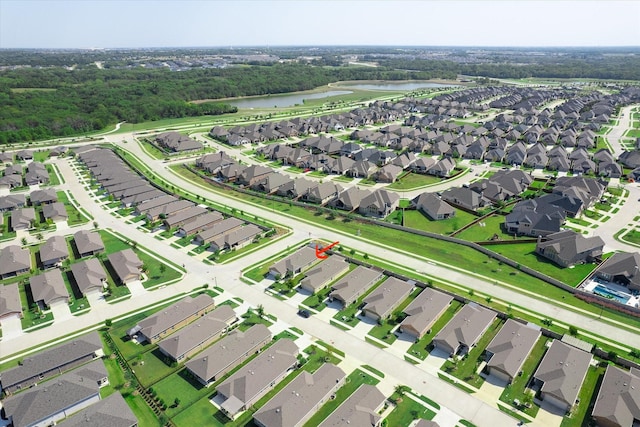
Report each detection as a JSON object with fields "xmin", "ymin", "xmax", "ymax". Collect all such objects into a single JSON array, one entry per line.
[
  {"xmin": 228, "ymin": 90, "xmax": 353, "ymax": 109},
  {"xmin": 340, "ymin": 82, "xmax": 458, "ymax": 91}
]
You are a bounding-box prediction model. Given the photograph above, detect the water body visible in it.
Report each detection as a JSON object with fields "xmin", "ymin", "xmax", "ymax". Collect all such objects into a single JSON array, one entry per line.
[
  {"xmin": 228, "ymin": 90, "xmax": 352, "ymax": 109},
  {"xmin": 341, "ymin": 82, "xmax": 457, "ymax": 91}
]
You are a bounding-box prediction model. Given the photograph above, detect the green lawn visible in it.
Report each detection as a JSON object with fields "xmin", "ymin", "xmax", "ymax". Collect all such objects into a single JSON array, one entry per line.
[
  {"xmin": 387, "ymin": 172, "xmax": 443, "ymax": 190},
  {"xmin": 560, "ymin": 365, "xmax": 604, "ymax": 427},
  {"xmin": 454, "ymin": 214, "xmax": 531, "ymax": 242},
  {"xmin": 57, "ymin": 191, "xmax": 89, "ymax": 226},
  {"xmin": 441, "ymin": 318, "xmax": 504, "ymax": 388},
  {"xmin": 386, "ymin": 393, "xmax": 436, "ymax": 426},
  {"xmin": 487, "ymin": 243, "xmax": 598, "ymax": 287},
  {"xmin": 499, "ymin": 336, "xmax": 550, "ymax": 418},
  {"xmin": 133, "ymin": 348, "xmax": 177, "ymax": 388},
  {"xmin": 153, "ymin": 369, "xmax": 208, "ymax": 419},
  {"xmin": 332, "ymin": 277, "xmax": 387, "ymax": 326},
  {"xmin": 368, "ymin": 287, "xmax": 422, "ymax": 345},
  {"xmin": 621, "ymin": 229, "xmax": 640, "ymax": 245},
  {"xmin": 403, "ymin": 209, "xmax": 477, "ymax": 235},
  {"xmin": 407, "ymin": 300, "xmax": 463, "ymax": 360},
  {"xmin": 124, "ymin": 392, "xmax": 162, "ymax": 427},
  {"xmin": 303, "ymin": 369, "xmax": 380, "ymax": 427}
]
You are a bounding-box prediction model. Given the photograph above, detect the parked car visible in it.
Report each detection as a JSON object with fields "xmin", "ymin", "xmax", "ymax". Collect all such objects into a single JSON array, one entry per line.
[{"xmin": 297, "ymin": 309, "xmax": 311, "ymax": 318}]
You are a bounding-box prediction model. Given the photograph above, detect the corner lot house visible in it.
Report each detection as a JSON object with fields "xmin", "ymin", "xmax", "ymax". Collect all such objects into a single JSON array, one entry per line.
[
  {"xmin": 56, "ymin": 392, "xmax": 138, "ymax": 427},
  {"xmin": 185, "ymin": 323, "xmax": 271, "ymax": 387},
  {"xmin": 193, "ymin": 217, "xmax": 243, "ymax": 246},
  {"xmin": 0, "ymin": 282, "xmax": 22, "ymax": 321},
  {"xmin": 128, "ymin": 294, "xmax": 215, "ymax": 344},
  {"xmin": 591, "ymin": 365, "xmax": 640, "ymax": 427},
  {"xmin": 485, "ymin": 319, "xmax": 541, "ymax": 383},
  {"xmin": 73, "ymin": 230, "xmax": 105, "ymax": 258},
  {"xmin": 361, "ymin": 277, "xmax": 414, "ymax": 321},
  {"xmin": 329, "ymin": 265, "xmax": 384, "ymax": 308},
  {"xmin": 535, "ymin": 230, "xmax": 604, "ymax": 268},
  {"xmin": 299, "ymin": 255, "xmax": 349, "ymax": 294},
  {"xmin": 70, "ymin": 258, "xmax": 107, "ymax": 296},
  {"xmin": 399, "ymin": 288, "xmax": 453, "ymax": 340},
  {"xmin": 532, "ymin": 340, "xmax": 592, "ymax": 412},
  {"xmin": 155, "ymin": 131, "xmax": 203, "ymax": 152},
  {"xmin": 433, "ymin": 303, "xmax": 497, "ymax": 357},
  {"xmin": 1, "ymin": 359, "xmax": 108, "ymax": 427},
  {"xmin": 42, "ymin": 201, "xmax": 68, "ymax": 222},
  {"xmin": 29, "ymin": 269, "xmax": 70, "ymax": 309},
  {"xmin": 218, "ymin": 338, "xmax": 299, "ymax": 419},
  {"xmin": 318, "ymin": 384, "xmax": 386, "ymax": 427},
  {"xmin": 0, "ymin": 245, "xmax": 31, "ymax": 279},
  {"xmin": 269, "ymin": 245, "xmax": 318, "ymax": 278},
  {"xmin": 10, "ymin": 207, "xmax": 35, "ymax": 231},
  {"xmin": 595, "ymin": 252, "xmax": 640, "ymax": 292},
  {"xmin": 0, "ymin": 331, "xmax": 102, "ymax": 395},
  {"xmin": 253, "ymin": 363, "xmax": 346, "ymax": 427},
  {"xmin": 107, "ymin": 248, "xmax": 143, "ymax": 285},
  {"xmin": 158, "ymin": 304, "xmax": 237, "ymax": 362}
]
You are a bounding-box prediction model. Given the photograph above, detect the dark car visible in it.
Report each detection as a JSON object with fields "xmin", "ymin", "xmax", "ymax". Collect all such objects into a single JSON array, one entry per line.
[{"xmin": 297, "ymin": 309, "xmax": 311, "ymax": 318}]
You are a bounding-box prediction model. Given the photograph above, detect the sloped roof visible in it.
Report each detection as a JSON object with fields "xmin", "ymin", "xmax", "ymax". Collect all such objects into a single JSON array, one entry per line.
[
  {"xmin": 0, "ymin": 281, "xmax": 21, "ymax": 318},
  {"xmin": 400, "ymin": 287, "xmax": 453, "ymax": 337},
  {"xmin": 0, "ymin": 245, "xmax": 31, "ymax": 276},
  {"xmin": 596, "ymin": 251, "xmax": 640, "ymax": 289},
  {"xmin": 591, "ymin": 365, "xmax": 640, "ymax": 427},
  {"xmin": 318, "ymin": 384, "xmax": 386, "ymax": 427},
  {"xmin": 433, "ymin": 303, "xmax": 497, "ymax": 354},
  {"xmin": 40, "ymin": 235, "xmax": 70, "ymax": 265},
  {"xmin": 362, "ymin": 277, "xmax": 413, "ymax": 319},
  {"xmin": 29, "ymin": 269, "xmax": 70, "ymax": 305},
  {"xmin": 136, "ymin": 294, "xmax": 214, "ymax": 340},
  {"xmin": 486, "ymin": 319, "xmax": 541, "ymax": 379},
  {"xmin": 56, "ymin": 392, "xmax": 138, "ymax": 427},
  {"xmin": 73, "ymin": 230, "xmax": 105, "ymax": 256},
  {"xmin": 70, "ymin": 258, "xmax": 107, "ymax": 295}
]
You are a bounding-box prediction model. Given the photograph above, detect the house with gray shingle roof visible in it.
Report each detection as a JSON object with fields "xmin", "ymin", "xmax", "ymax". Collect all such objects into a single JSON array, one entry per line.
[
  {"xmin": 185, "ymin": 324, "xmax": 271, "ymax": 387},
  {"xmin": 70, "ymin": 258, "xmax": 107, "ymax": 296},
  {"xmin": 399, "ymin": 288, "xmax": 453, "ymax": 340},
  {"xmin": 595, "ymin": 251, "xmax": 640, "ymax": 292},
  {"xmin": 107, "ymin": 249, "xmax": 143, "ymax": 285},
  {"xmin": 145, "ymin": 199, "xmax": 194, "ymax": 222},
  {"xmin": 299, "ymin": 255, "xmax": 349, "ymax": 294},
  {"xmin": 441, "ymin": 187, "xmax": 490, "ymax": 212},
  {"xmin": 130, "ymin": 294, "xmax": 215, "ymax": 344},
  {"xmin": 10, "ymin": 207, "xmax": 35, "ymax": 231},
  {"xmin": 40, "ymin": 235, "xmax": 70, "ymax": 268},
  {"xmin": 276, "ymin": 178, "xmax": 317, "ymax": 199},
  {"xmin": 427, "ymin": 157, "xmax": 456, "ymax": 177},
  {"xmin": 2, "ymin": 359, "xmax": 107, "ymax": 426},
  {"xmin": 433, "ymin": 303, "xmax": 497, "ymax": 357},
  {"xmin": 361, "ymin": 277, "xmax": 414, "ymax": 321},
  {"xmin": 413, "ymin": 192, "xmax": 455, "ymax": 220},
  {"xmin": 43, "ymin": 202, "xmax": 68, "ymax": 222},
  {"xmin": 29, "ymin": 188, "xmax": 58, "ymax": 205},
  {"xmin": 0, "ymin": 245, "xmax": 31, "ymax": 279},
  {"xmin": 134, "ymin": 194, "xmax": 177, "ymax": 215},
  {"xmin": 329, "ymin": 266, "xmax": 384, "ymax": 308},
  {"xmin": 158, "ymin": 304, "xmax": 237, "ymax": 362},
  {"xmin": 193, "ymin": 217, "xmax": 244, "ymax": 246},
  {"xmin": 0, "ymin": 174, "xmax": 23, "ymax": 191},
  {"xmin": 485, "ymin": 319, "xmax": 541, "ymax": 383},
  {"xmin": 591, "ymin": 365, "xmax": 640, "ymax": 427},
  {"xmin": 155, "ymin": 131, "xmax": 203, "ymax": 152},
  {"xmin": 0, "ymin": 331, "xmax": 102, "ymax": 394},
  {"xmin": 218, "ymin": 339, "xmax": 299, "ymax": 419},
  {"xmin": 269, "ymin": 245, "xmax": 318, "ymax": 279},
  {"xmin": 177, "ymin": 211, "xmax": 224, "ymax": 236},
  {"xmin": 253, "ymin": 363, "xmax": 346, "ymax": 427},
  {"xmin": 56, "ymin": 392, "xmax": 138, "ymax": 427},
  {"xmin": 0, "ymin": 282, "xmax": 22, "ymax": 321},
  {"xmin": 73, "ymin": 230, "xmax": 105, "ymax": 258},
  {"xmin": 25, "ymin": 161, "xmax": 49, "ymax": 185},
  {"xmin": 208, "ymin": 224, "xmax": 262, "ymax": 253},
  {"xmin": 535, "ymin": 230, "xmax": 604, "ymax": 268},
  {"xmin": 299, "ymin": 181, "xmax": 342, "ymax": 205},
  {"xmin": 0, "ymin": 194, "xmax": 26, "ymax": 212},
  {"xmin": 251, "ymin": 172, "xmax": 293, "ymax": 194},
  {"xmin": 317, "ymin": 384, "xmax": 386, "ymax": 427},
  {"xmin": 164, "ymin": 205, "xmax": 208, "ymax": 229},
  {"xmin": 359, "ymin": 189, "xmax": 399, "ymax": 218},
  {"xmin": 30, "ymin": 269, "xmax": 70, "ymax": 309},
  {"xmin": 237, "ymin": 164, "xmax": 273, "ymax": 187},
  {"xmin": 330, "ymin": 187, "xmax": 370, "ymax": 212},
  {"xmin": 533, "ymin": 340, "xmax": 592, "ymax": 412}
]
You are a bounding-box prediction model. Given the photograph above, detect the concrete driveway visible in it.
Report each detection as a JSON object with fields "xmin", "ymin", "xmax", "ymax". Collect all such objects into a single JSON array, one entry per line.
[
  {"xmin": 50, "ymin": 301, "xmax": 72, "ymax": 323},
  {"xmin": 0, "ymin": 314, "xmax": 23, "ymax": 340}
]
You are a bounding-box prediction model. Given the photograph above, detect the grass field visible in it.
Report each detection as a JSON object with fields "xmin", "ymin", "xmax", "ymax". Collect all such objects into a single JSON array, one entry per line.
[
  {"xmin": 387, "ymin": 172, "xmax": 443, "ymax": 190},
  {"xmin": 403, "ymin": 208, "xmax": 477, "ymax": 235},
  {"xmin": 621, "ymin": 229, "xmax": 640, "ymax": 246}
]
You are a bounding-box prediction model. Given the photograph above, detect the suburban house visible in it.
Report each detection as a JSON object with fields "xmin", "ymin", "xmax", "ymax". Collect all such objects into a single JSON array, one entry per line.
[
  {"xmin": 217, "ymin": 339, "xmax": 299, "ymax": 419},
  {"xmin": 594, "ymin": 252, "xmax": 640, "ymax": 292},
  {"xmin": 163, "ymin": 205, "xmax": 208, "ymax": 229},
  {"xmin": 276, "ymin": 178, "xmax": 317, "ymax": 199},
  {"xmin": 128, "ymin": 294, "xmax": 215, "ymax": 344},
  {"xmin": 433, "ymin": 303, "xmax": 497, "ymax": 357},
  {"xmin": 43, "ymin": 202, "xmax": 69, "ymax": 222},
  {"xmin": 372, "ymin": 163, "xmax": 404, "ymax": 183},
  {"xmin": 0, "ymin": 174, "xmax": 23, "ymax": 191},
  {"xmin": 185, "ymin": 324, "xmax": 272, "ymax": 387},
  {"xmin": 299, "ymin": 182, "xmax": 342, "ymax": 205},
  {"xmin": 299, "ymin": 255, "xmax": 349, "ymax": 294},
  {"xmin": 73, "ymin": 230, "xmax": 105, "ymax": 258},
  {"xmin": 0, "ymin": 282, "xmax": 22, "ymax": 321},
  {"xmin": 56, "ymin": 392, "xmax": 138, "ymax": 427},
  {"xmin": 145, "ymin": 199, "xmax": 194, "ymax": 222},
  {"xmin": 441, "ymin": 187, "xmax": 490, "ymax": 212},
  {"xmin": 0, "ymin": 245, "xmax": 31, "ymax": 279},
  {"xmin": 532, "ymin": 340, "xmax": 592, "ymax": 412},
  {"xmin": 155, "ymin": 131, "xmax": 203, "ymax": 152},
  {"xmin": 399, "ymin": 288, "xmax": 453, "ymax": 340},
  {"xmin": 193, "ymin": 217, "xmax": 244, "ymax": 246},
  {"xmin": 485, "ymin": 319, "xmax": 541, "ymax": 383},
  {"xmin": 330, "ymin": 187, "xmax": 371, "ymax": 212},
  {"xmin": 0, "ymin": 359, "xmax": 108, "ymax": 427},
  {"xmin": 10, "ymin": 207, "xmax": 35, "ymax": 230},
  {"xmin": 269, "ymin": 245, "xmax": 318, "ymax": 278},
  {"xmin": 237, "ymin": 164, "xmax": 273, "ymax": 187},
  {"xmin": 413, "ymin": 192, "xmax": 456, "ymax": 220},
  {"xmin": 358, "ymin": 189, "xmax": 400, "ymax": 218},
  {"xmin": 158, "ymin": 304, "xmax": 237, "ymax": 362},
  {"xmin": 317, "ymin": 384, "xmax": 386, "ymax": 427},
  {"xmin": 29, "ymin": 188, "xmax": 58, "ymax": 205},
  {"xmin": 208, "ymin": 224, "xmax": 263, "ymax": 253},
  {"xmin": 70, "ymin": 258, "xmax": 107, "ymax": 296},
  {"xmin": 107, "ymin": 249, "xmax": 144, "ymax": 285},
  {"xmin": 0, "ymin": 331, "xmax": 102, "ymax": 395},
  {"xmin": 591, "ymin": 365, "xmax": 640, "ymax": 427},
  {"xmin": 122, "ymin": 189, "xmax": 165, "ymax": 207},
  {"xmin": 134, "ymin": 195, "xmax": 177, "ymax": 216},
  {"xmin": 535, "ymin": 230, "xmax": 604, "ymax": 267},
  {"xmin": 427, "ymin": 157, "xmax": 456, "ymax": 177},
  {"xmin": 504, "ymin": 199, "xmax": 566, "ymax": 237},
  {"xmin": 40, "ymin": 235, "xmax": 70, "ymax": 268},
  {"xmin": 361, "ymin": 277, "xmax": 414, "ymax": 321},
  {"xmin": 253, "ymin": 363, "xmax": 346, "ymax": 427},
  {"xmin": 329, "ymin": 266, "xmax": 384, "ymax": 308},
  {"xmin": 251, "ymin": 172, "xmax": 292, "ymax": 194},
  {"xmin": 16, "ymin": 149, "xmax": 34, "ymax": 161},
  {"xmin": 0, "ymin": 194, "xmax": 26, "ymax": 211},
  {"xmin": 29, "ymin": 269, "xmax": 70, "ymax": 309},
  {"xmin": 177, "ymin": 211, "xmax": 224, "ymax": 236},
  {"xmin": 25, "ymin": 161, "xmax": 49, "ymax": 185}
]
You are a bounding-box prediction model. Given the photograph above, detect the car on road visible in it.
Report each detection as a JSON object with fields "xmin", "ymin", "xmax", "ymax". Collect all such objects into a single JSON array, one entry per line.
[{"xmin": 297, "ymin": 309, "xmax": 311, "ymax": 318}]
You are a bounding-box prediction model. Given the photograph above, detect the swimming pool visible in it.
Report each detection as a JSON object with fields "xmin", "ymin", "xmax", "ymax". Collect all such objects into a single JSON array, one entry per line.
[{"xmin": 593, "ymin": 285, "xmax": 631, "ymax": 304}]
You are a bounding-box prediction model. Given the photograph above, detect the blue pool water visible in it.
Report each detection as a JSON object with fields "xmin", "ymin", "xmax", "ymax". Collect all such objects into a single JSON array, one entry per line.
[{"xmin": 593, "ymin": 285, "xmax": 631, "ymax": 304}]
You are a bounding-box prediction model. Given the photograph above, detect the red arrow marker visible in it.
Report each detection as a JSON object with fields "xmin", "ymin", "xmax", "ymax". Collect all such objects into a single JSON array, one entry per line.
[{"xmin": 315, "ymin": 241, "xmax": 339, "ymax": 259}]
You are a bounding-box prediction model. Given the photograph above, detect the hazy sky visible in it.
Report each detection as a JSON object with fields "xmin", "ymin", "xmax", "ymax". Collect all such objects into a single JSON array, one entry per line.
[{"xmin": 1, "ymin": 0, "xmax": 639, "ymax": 48}]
